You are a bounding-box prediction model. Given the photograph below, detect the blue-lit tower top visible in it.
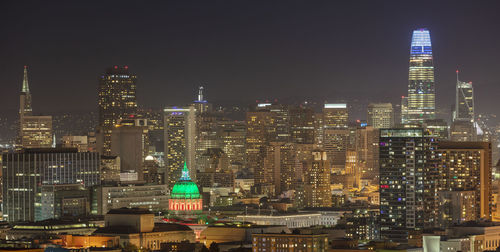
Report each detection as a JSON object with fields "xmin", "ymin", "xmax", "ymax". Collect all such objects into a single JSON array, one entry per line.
[
  {"xmin": 410, "ymin": 29, "xmax": 432, "ymax": 54},
  {"xmin": 402, "ymin": 28, "xmax": 436, "ymax": 125}
]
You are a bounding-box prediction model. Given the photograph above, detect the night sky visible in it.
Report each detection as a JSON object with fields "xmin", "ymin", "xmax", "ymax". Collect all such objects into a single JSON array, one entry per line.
[{"xmin": 1, "ymin": 1, "xmax": 500, "ymax": 119}]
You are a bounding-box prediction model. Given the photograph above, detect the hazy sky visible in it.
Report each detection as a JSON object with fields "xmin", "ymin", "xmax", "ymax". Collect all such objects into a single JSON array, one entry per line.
[{"xmin": 1, "ymin": 0, "xmax": 499, "ymax": 118}]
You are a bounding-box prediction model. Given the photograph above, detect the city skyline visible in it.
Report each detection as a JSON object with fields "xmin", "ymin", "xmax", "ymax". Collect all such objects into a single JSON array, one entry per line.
[{"xmin": 1, "ymin": 1, "xmax": 499, "ymax": 118}]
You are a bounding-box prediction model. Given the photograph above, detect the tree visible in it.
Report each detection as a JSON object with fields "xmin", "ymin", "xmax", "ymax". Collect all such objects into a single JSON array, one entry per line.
[
  {"xmin": 122, "ymin": 243, "xmax": 139, "ymax": 252},
  {"xmin": 209, "ymin": 242, "xmax": 220, "ymax": 252}
]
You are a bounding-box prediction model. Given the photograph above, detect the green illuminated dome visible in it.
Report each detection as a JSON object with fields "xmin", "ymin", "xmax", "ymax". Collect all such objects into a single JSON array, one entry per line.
[{"xmin": 171, "ymin": 162, "xmax": 201, "ymax": 199}]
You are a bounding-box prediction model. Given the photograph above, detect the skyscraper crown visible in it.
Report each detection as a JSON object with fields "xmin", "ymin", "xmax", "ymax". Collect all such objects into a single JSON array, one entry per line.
[{"xmin": 411, "ymin": 28, "xmax": 432, "ymax": 54}]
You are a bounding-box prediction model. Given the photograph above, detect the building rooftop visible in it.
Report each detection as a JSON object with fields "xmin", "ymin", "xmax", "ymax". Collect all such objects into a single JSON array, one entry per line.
[
  {"xmin": 107, "ymin": 207, "xmax": 153, "ymax": 215},
  {"xmin": 94, "ymin": 223, "xmax": 192, "ymax": 234}
]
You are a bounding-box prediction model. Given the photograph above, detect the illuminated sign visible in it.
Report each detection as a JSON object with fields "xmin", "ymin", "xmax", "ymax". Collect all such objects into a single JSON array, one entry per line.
[{"xmin": 324, "ymin": 103, "xmax": 347, "ymax": 109}]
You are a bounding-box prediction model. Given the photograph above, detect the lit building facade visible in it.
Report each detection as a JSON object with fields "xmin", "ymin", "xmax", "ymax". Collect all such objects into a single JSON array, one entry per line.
[
  {"xmin": 435, "ymin": 141, "xmax": 492, "ymax": 224},
  {"xmin": 304, "ymin": 151, "xmax": 331, "ymax": 208},
  {"xmin": 110, "ymin": 117, "xmax": 149, "ymax": 180},
  {"xmin": 20, "ymin": 115, "xmax": 53, "ymax": 148},
  {"xmin": 454, "ymin": 72, "xmax": 474, "ymax": 123},
  {"xmin": 252, "ymin": 232, "xmax": 328, "ymax": 252},
  {"xmin": 97, "ymin": 66, "xmax": 137, "ymax": 155},
  {"xmin": 168, "ymin": 162, "xmax": 202, "ymax": 215},
  {"xmin": 95, "ymin": 184, "xmax": 170, "ymax": 215},
  {"xmin": 367, "ymin": 103, "xmax": 394, "ymax": 129},
  {"xmin": 379, "ymin": 129, "xmax": 428, "ymax": 243},
  {"xmin": 2, "ymin": 148, "xmax": 100, "ymax": 222},
  {"xmin": 164, "ymin": 106, "xmax": 196, "ymax": 187},
  {"xmin": 402, "ymin": 29, "xmax": 435, "ymax": 124}
]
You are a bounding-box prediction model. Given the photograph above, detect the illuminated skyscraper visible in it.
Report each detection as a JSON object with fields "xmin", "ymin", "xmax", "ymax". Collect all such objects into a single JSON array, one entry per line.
[
  {"xmin": 19, "ymin": 66, "xmax": 32, "ymax": 119},
  {"xmin": 18, "ymin": 66, "xmax": 53, "ymax": 148},
  {"xmin": 402, "ymin": 29, "xmax": 435, "ymax": 124},
  {"xmin": 304, "ymin": 150, "xmax": 331, "ymax": 207},
  {"xmin": 322, "ymin": 103, "xmax": 348, "ymax": 169},
  {"xmin": 367, "ymin": 103, "xmax": 394, "ymax": 129},
  {"xmin": 453, "ymin": 71, "xmax": 474, "ymax": 122},
  {"xmin": 97, "ymin": 66, "xmax": 137, "ymax": 155},
  {"xmin": 164, "ymin": 106, "xmax": 196, "ymax": 187}
]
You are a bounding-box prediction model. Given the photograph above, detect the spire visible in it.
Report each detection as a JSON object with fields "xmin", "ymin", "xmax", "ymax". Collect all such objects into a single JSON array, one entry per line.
[
  {"xmin": 198, "ymin": 86, "xmax": 204, "ymax": 102},
  {"xmin": 456, "ymin": 69, "xmax": 459, "ymax": 83},
  {"xmin": 180, "ymin": 159, "xmax": 191, "ymax": 180},
  {"xmin": 22, "ymin": 66, "xmax": 30, "ymax": 93}
]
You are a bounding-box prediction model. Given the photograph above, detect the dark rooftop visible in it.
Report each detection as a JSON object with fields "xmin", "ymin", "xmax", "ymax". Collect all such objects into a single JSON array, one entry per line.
[{"xmin": 107, "ymin": 207, "xmax": 153, "ymax": 215}]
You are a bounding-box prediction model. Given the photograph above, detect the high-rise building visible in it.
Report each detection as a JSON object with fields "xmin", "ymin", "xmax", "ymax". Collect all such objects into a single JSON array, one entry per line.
[
  {"xmin": 218, "ymin": 120, "xmax": 246, "ymax": 171},
  {"xmin": 323, "ymin": 103, "xmax": 348, "ymax": 129},
  {"xmin": 20, "ymin": 116, "xmax": 53, "ymax": 148},
  {"xmin": 97, "ymin": 66, "xmax": 137, "ymax": 155},
  {"xmin": 17, "ymin": 66, "xmax": 53, "ymax": 148},
  {"xmin": 304, "ymin": 150, "xmax": 331, "ymax": 207},
  {"xmin": 453, "ymin": 71, "xmax": 474, "ymax": 123},
  {"xmin": 19, "ymin": 66, "xmax": 32, "ymax": 118},
  {"xmin": 193, "ymin": 86, "xmax": 212, "ymax": 114},
  {"xmin": 289, "ymin": 105, "xmax": 315, "ymax": 144},
  {"xmin": 246, "ymin": 105, "xmax": 275, "ymax": 179},
  {"xmin": 379, "ymin": 129, "xmax": 430, "ymax": 243},
  {"xmin": 367, "ymin": 103, "xmax": 394, "ymax": 129},
  {"xmin": 322, "ymin": 103, "xmax": 348, "ymax": 170},
  {"xmin": 434, "ymin": 141, "xmax": 492, "ymax": 226},
  {"xmin": 62, "ymin": 135, "xmax": 89, "ymax": 152},
  {"xmin": 164, "ymin": 106, "xmax": 196, "ymax": 187},
  {"xmin": 355, "ymin": 126, "xmax": 379, "ymax": 184},
  {"xmin": 110, "ymin": 117, "xmax": 149, "ymax": 181},
  {"xmin": 402, "ymin": 29, "xmax": 435, "ymax": 124},
  {"xmin": 2, "ymin": 148, "xmax": 100, "ymax": 222}
]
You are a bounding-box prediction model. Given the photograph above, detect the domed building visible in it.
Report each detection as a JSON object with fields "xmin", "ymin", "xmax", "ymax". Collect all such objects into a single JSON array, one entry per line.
[{"xmin": 169, "ymin": 162, "xmax": 202, "ymax": 215}]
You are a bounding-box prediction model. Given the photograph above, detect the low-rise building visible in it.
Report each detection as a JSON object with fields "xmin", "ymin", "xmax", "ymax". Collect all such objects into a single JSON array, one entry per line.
[
  {"xmin": 235, "ymin": 213, "xmax": 322, "ymax": 229},
  {"xmin": 252, "ymin": 232, "xmax": 328, "ymax": 252},
  {"xmin": 93, "ymin": 208, "xmax": 195, "ymax": 250}
]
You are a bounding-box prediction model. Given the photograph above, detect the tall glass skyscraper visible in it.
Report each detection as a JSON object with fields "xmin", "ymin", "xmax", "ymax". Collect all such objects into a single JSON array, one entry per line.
[
  {"xmin": 402, "ymin": 29, "xmax": 435, "ymax": 124},
  {"xmin": 453, "ymin": 71, "xmax": 474, "ymax": 122}
]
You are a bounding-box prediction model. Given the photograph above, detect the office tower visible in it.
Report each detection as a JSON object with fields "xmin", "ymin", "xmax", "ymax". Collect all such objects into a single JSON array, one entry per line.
[
  {"xmin": 245, "ymin": 105, "xmax": 275, "ymax": 176},
  {"xmin": 17, "ymin": 66, "xmax": 53, "ymax": 148},
  {"xmin": 304, "ymin": 150, "xmax": 331, "ymax": 207},
  {"xmin": 20, "ymin": 116, "xmax": 53, "ymax": 148},
  {"xmin": 453, "ymin": 71, "xmax": 474, "ymax": 122},
  {"xmin": 100, "ymin": 156, "xmax": 121, "ymax": 182},
  {"xmin": 402, "ymin": 29, "xmax": 435, "ymax": 124},
  {"xmin": 379, "ymin": 129, "xmax": 429, "ymax": 243},
  {"xmin": 355, "ymin": 126, "xmax": 379, "ymax": 184},
  {"xmin": 434, "ymin": 141, "xmax": 492, "ymax": 226},
  {"xmin": 269, "ymin": 104, "xmax": 291, "ymax": 142},
  {"xmin": 423, "ymin": 119, "xmax": 449, "ymax": 139},
  {"xmin": 40, "ymin": 184, "xmax": 91, "ymax": 221},
  {"xmin": 322, "ymin": 103, "xmax": 348, "ymax": 170},
  {"xmin": 437, "ymin": 191, "xmax": 476, "ymax": 228},
  {"xmin": 314, "ymin": 112, "xmax": 324, "ymax": 147},
  {"xmin": 62, "ymin": 135, "xmax": 89, "ymax": 152},
  {"xmin": 367, "ymin": 103, "xmax": 394, "ymax": 129},
  {"xmin": 18, "ymin": 66, "xmax": 32, "ymax": 145},
  {"xmin": 195, "ymin": 112, "xmax": 224, "ymax": 172},
  {"xmin": 323, "ymin": 103, "xmax": 348, "ymax": 129},
  {"xmin": 97, "ymin": 66, "xmax": 137, "ymax": 155},
  {"xmin": 259, "ymin": 142, "xmax": 298, "ymax": 196},
  {"xmin": 218, "ymin": 120, "xmax": 246, "ymax": 172},
  {"xmin": 164, "ymin": 106, "xmax": 196, "ymax": 187},
  {"xmin": 289, "ymin": 105, "xmax": 315, "ymax": 144},
  {"xmin": 2, "ymin": 148, "xmax": 100, "ymax": 222},
  {"xmin": 95, "ymin": 184, "xmax": 170, "ymax": 215},
  {"xmin": 450, "ymin": 120, "xmax": 476, "ymax": 141},
  {"xmin": 193, "ymin": 86, "xmax": 212, "ymax": 114},
  {"xmin": 110, "ymin": 117, "xmax": 149, "ymax": 180}
]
